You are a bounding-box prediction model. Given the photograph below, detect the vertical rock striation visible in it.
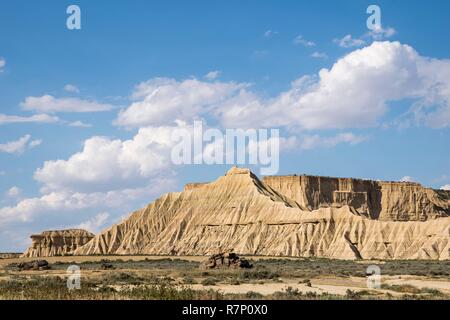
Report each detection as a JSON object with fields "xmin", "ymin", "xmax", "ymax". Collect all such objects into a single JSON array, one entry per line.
[
  {"xmin": 22, "ymin": 229, "xmax": 94, "ymax": 258},
  {"xmin": 263, "ymin": 175, "xmax": 450, "ymax": 221}
]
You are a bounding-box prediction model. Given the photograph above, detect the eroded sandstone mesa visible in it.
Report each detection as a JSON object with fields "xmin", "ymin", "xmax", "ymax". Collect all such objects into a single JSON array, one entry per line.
[
  {"xmin": 263, "ymin": 175, "xmax": 450, "ymax": 221},
  {"xmin": 73, "ymin": 167, "xmax": 450, "ymax": 260},
  {"xmin": 22, "ymin": 229, "xmax": 94, "ymax": 258}
]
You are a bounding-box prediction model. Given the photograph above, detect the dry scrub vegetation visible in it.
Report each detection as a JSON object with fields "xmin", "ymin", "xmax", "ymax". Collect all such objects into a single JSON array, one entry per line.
[{"xmin": 0, "ymin": 257, "xmax": 449, "ymax": 300}]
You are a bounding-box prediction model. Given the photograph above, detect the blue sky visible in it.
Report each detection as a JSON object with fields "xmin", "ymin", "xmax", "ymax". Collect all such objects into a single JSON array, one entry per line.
[{"xmin": 1, "ymin": 0, "xmax": 450, "ymax": 251}]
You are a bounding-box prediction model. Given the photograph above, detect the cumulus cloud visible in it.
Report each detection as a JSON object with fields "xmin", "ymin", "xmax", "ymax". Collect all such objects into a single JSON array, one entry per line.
[
  {"xmin": 368, "ymin": 26, "xmax": 396, "ymax": 40},
  {"xmin": 0, "ymin": 57, "xmax": 5, "ymax": 71},
  {"xmin": 335, "ymin": 25, "xmax": 395, "ymax": 49},
  {"xmin": 217, "ymin": 41, "xmax": 450, "ymax": 130},
  {"xmin": 34, "ymin": 124, "xmax": 189, "ymax": 193},
  {"xmin": 0, "ymin": 135, "xmax": 42, "ymax": 154},
  {"xmin": 333, "ymin": 34, "xmax": 365, "ymax": 48},
  {"xmin": 115, "ymin": 42, "xmax": 450, "ymax": 132},
  {"xmin": 116, "ymin": 78, "xmax": 247, "ymax": 127},
  {"xmin": 0, "ymin": 178, "xmax": 177, "ymax": 225},
  {"xmin": 293, "ymin": 35, "xmax": 316, "ymax": 47},
  {"xmin": 75, "ymin": 212, "xmax": 109, "ymax": 233},
  {"xmin": 441, "ymin": 184, "xmax": 450, "ymax": 191},
  {"xmin": 107, "ymin": 41, "xmax": 450, "ymax": 133},
  {"xmin": 64, "ymin": 84, "xmax": 80, "ymax": 93},
  {"xmin": 204, "ymin": 70, "xmax": 221, "ymax": 80},
  {"xmin": 0, "ymin": 113, "xmax": 59, "ymax": 125},
  {"xmin": 21, "ymin": 95, "xmax": 113, "ymax": 113}
]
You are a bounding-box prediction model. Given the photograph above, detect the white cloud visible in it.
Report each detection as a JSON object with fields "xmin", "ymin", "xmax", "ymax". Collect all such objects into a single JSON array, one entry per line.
[
  {"xmin": 264, "ymin": 30, "xmax": 278, "ymax": 38},
  {"xmin": 0, "ymin": 57, "xmax": 5, "ymax": 71},
  {"xmin": 0, "ymin": 136, "xmax": 28, "ymax": 154},
  {"xmin": 204, "ymin": 70, "xmax": 221, "ymax": 80},
  {"xmin": 400, "ymin": 176, "xmax": 415, "ymax": 183},
  {"xmin": 368, "ymin": 26, "xmax": 396, "ymax": 40},
  {"xmin": 0, "ymin": 135, "xmax": 42, "ymax": 154},
  {"xmin": 21, "ymin": 95, "xmax": 113, "ymax": 113},
  {"xmin": 116, "ymin": 78, "xmax": 246, "ymax": 127},
  {"xmin": 6, "ymin": 186, "xmax": 21, "ymax": 198},
  {"xmin": 217, "ymin": 41, "xmax": 450, "ymax": 130},
  {"xmin": 311, "ymin": 52, "xmax": 328, "ymax": 59},
  {"xmin": 0, "ymin": 121, "xmax": 204, "ymax": 227},
  {"xmin": 440, "ymin": 184, "xmax": 450, "ymax": 191},
  {"xmin": 113, "ymin": 42, "xmax": 450, "ymax": 132},
  {"xmin": 0, "ymin": 178, "xmax": 177, "ymax": 225},
  {"xmin": 75, "ymin": 212, "xmax": 109, "ymax": 233},
  {"xmin": 64, "ymin": 84, "xmax": 80, "ymax": 93},
  {"xmin": 293, "ymin": 35, "xmax": 316, "ymax": 47},
  {"xmin": 69, "ymin": 120, "xmax": 92, "ymax": 128},
  {"xmin": 335, "ymin": 27, "xmax": 395, "ymax": 49},
  {"xmin": 0, "ymin": 113, "xmax": 59, "ymax": 125},
  {"xmin": 334, "ymin": 34, "xmax": 365, "ymax": 48},
  {"xmin": 34, "ymin": 124, "xmax": 189, "ymax": 193}
]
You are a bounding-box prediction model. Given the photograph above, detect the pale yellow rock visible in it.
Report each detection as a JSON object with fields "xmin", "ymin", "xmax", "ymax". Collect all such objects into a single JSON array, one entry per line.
[
  {"xmin": 263, "ymin": 175, "xmax": 450, "ymax": 221},
  {"xmin": 22, "ymin": 229, "xmax": 94, "ymax": 258},
  {"xmin": 74, "ymin": 167, "xmax": 450, "ymax": 260}
]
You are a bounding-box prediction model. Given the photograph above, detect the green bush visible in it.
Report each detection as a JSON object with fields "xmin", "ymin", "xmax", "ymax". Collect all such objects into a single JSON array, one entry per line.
[{"xmin": 201, "ymin": 278, "xmax": 218, "ymax": 286}]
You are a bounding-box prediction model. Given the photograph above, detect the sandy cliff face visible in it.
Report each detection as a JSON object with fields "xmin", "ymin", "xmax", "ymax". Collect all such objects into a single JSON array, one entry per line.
[
  {"xmin": 379, "ymin": 183, "xmax": 450, "ymax": 221},
  {"xmin": 22, "ymin": 229, "xmax": 94, "ymax": 258},
  {"xmin": 263, "ymin": 175, "xmax": 450, "ymax": 221},
  {"xmin": 74, "ymin": 167, "xmax": 450, "ymax": 260}
]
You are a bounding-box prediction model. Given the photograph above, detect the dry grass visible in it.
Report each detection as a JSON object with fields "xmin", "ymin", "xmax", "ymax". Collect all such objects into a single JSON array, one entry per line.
[{"xmin": 0, "ymin": 256, "xmax": 449, "ymax": 300}]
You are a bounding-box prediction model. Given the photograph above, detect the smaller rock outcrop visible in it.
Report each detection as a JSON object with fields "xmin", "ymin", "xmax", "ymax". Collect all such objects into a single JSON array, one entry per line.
[
  {"xmin": 17, "ymin": 260, "xmax": 50, "ymax": 271},
  {"xmin": 0, "ymin": 253, "xmax": 21, "ymax": 259},
  {"xmin": 202, "ymin": 251, "xmax": 253, "ymax": 269},
  {"xmin": 22, "ymin": 229, "xmax": 95, "ymax": 258},
  {"xmin": 100, "ymin": 260, "xmax": 115, "ymax": 270}
]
